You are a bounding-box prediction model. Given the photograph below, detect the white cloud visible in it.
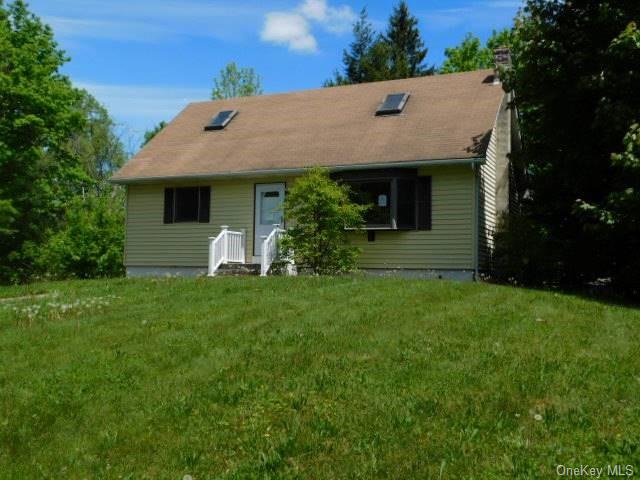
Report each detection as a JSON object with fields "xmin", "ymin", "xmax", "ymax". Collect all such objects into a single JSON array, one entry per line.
[
  {"xmin": 323, "ymin": 5, "xmax": 356, "ymax": 34},
  {"xmin": 261, "ymin": 12, "xmax": 318, "ymax": 53},
  {"xmin": 299, "ymin": 0, "xmax": 328, "ymax": 21},
  {"xmin": 299, "ymin": 0, "xmax": 354, "ymax": 34},
  {"xmin": 261, "ymin": 0, "xmax": 354, "ymax": 54}
]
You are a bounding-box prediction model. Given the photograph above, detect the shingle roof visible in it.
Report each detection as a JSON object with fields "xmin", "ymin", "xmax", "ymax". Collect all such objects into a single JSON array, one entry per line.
[{"xmin": 111, "ymin": 69, "xmax": 503, "ymax": 183}]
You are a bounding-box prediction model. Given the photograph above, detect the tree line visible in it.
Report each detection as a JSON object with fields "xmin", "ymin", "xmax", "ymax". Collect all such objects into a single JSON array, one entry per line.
[
  {"xmin": 2, "ymin": 0, "xmax": 638, "ymax": 298},
  {"xmin": 0, "ymin": 1, "xmax": 127, "ymax": 282}
]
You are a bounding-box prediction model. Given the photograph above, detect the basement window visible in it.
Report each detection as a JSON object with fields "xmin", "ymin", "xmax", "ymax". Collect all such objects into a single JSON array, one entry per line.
[
  {"xmin": 204, "ymin": 110, "xmax": 238, "ymax": 131},
  {"xmin": 333, "ymin": 169, "xmax": 431, "ymax": 230},
  {"xmin": 163, "ymin": 186, "xmax": 210, "ymax": 224},
  {"xmin": 376, "ymin": 93, "xmax": 410, "ymax": 116}
]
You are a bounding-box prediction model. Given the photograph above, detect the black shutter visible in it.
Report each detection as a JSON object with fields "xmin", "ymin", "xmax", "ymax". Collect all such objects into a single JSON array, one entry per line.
[
  {"xmin": 163, "ymin": 188, "xmax": 174, "ymax": 224},
  {"xmin": 417, "ymin": 176, "xmax": 432, "ymax": 230},
  {"xmin": 396, "ymin": 179, "xmax": 417, "ymax": 228},
  {"xmin": 198, "ymin": 186, "xmax": 210, "ymax": 223}
]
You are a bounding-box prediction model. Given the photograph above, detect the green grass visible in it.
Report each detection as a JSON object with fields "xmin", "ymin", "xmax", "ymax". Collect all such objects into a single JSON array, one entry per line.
[{"xmin": 0, "ymin": 277, "xmax": 639, "ymax": 479}]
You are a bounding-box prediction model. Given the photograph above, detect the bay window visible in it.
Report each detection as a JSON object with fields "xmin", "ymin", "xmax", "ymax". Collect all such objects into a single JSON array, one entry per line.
[{"xmin": 332, "ymin": 169, "xmax": 431, "ymax": 230}]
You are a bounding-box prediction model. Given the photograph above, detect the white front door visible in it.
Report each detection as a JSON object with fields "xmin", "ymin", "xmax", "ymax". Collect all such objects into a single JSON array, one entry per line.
[{"xmin": 254, "ymin": 183, "xmax": 285, "ymax": 256}]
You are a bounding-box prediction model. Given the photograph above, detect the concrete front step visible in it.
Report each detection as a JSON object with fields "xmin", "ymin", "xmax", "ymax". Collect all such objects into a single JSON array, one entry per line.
[{"xmin": 215, "ymin": 263, "xmax": 261, "ymax": 276}]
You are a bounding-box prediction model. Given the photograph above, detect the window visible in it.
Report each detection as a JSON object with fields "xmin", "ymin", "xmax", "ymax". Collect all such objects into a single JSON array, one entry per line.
[
  {"xmin": 333, "ymin": 169, "xmax": 431, "ymax": 230},
  {"xmin": 350, "ymin": 181, "xmax": 392, "ymax": 227},
  {"xmin": 163, "ymin": 186, "xmax": 210, "ymax": 224},
  {"xmin": 260, "ymin": 190, "xmax": 283, "ymax": 224}
]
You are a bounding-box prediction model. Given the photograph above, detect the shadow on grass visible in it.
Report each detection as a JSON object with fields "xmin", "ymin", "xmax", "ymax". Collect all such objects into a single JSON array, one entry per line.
[{"xmin": 482, "ymin": 276, "xmax": 640, "ymax": 309}]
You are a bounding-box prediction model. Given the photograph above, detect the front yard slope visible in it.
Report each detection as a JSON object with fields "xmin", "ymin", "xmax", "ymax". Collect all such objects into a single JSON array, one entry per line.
[{"xmin": 0, "ymin": 277, "xmax": 638, "ymax": 478}]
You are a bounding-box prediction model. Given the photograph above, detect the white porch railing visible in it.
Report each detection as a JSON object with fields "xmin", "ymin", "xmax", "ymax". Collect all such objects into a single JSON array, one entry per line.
[
  {"xmin": 260, "ymin": 225, "xmax": 286, "ymax": 276},
  {"xmin": 208, "ymin": 226, "xmax": 246, "ymax": 276}
]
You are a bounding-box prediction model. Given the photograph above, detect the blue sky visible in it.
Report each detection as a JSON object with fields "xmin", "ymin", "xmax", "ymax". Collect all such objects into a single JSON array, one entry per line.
[{"xmin": 29, "ymin": 0, "xmax": 521, "ymax": 152}]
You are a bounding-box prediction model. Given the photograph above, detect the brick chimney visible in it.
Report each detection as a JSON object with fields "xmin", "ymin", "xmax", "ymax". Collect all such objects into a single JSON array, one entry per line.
[{"xmin": 493, "ymin": 47, "xmax": 511, "ymax": 84}]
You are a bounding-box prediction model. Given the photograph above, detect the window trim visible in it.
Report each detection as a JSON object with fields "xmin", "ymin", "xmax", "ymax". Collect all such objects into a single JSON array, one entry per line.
[
  {"xmin": 163, "ymin": 186, "xmax": 211, "ymax": 224},
  {"xmin": 333, "ymin": 169, "xmax": 431, "ymax": 231}
]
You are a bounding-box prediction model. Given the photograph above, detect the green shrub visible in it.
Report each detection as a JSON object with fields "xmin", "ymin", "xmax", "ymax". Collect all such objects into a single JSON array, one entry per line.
[
  {"xmin": 280, "ymin": 167, "xmax": 367, "ymax": 275},
  {"xmin": 35, "ymin": 192, "xmax": 125, "ymax": 279}
]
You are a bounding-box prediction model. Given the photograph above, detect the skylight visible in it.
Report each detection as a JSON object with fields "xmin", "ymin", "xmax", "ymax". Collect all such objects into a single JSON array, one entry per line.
[
  {"xmin": 204, "ymin": 110, "xmax": 238, "ymax": 131},
  {"xmin": 376, "ymin": 93, "xmax": 410, "ymax": 116}
]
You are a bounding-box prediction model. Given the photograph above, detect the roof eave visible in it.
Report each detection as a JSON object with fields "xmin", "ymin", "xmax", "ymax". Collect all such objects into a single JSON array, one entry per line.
[{"xmin": 109, "ymin": 156, "xmax": 486, "ymax": 185}]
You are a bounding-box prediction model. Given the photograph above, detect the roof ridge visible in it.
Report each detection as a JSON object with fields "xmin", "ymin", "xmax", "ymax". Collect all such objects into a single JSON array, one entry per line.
[{"xmin": 186, "ymin": 69, "xmax": 496, "ymax": 107}]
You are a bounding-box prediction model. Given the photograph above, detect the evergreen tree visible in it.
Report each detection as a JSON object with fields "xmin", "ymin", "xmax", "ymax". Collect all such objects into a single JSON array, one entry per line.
[
  {"xmin": 324, "ymin": 8, "xmax": 389, "ymax": 86},
  {"xmin": 343, "ymin": 8, "xmax": 375, "ymax": 84},
  {"xmin": 384, "ymin": 1, "xmax": 431, "ymax": 77},
  {"xmin": 325, "ymin": 3, "xmax": 433, "ymax": 86}
]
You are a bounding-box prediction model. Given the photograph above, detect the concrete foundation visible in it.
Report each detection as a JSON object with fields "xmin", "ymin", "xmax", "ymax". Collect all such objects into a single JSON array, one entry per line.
[
  {"xmin": 127, "ymin": 266, "xmax": 476, "ymax": 281},
  {"xmin": 361, "ymin": 269, "xmax": 475, "ymax": 281},
  {"xmin": 127, "ymin": 266, "xmax": 207, "ymax": 277}
]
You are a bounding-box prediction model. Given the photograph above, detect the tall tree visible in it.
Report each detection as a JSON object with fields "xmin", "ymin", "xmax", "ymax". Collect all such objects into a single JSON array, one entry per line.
[
  {"xmin": 326, "ymin": 5, "xmax": 436, "ymax": 86},
  {"xmin": 574, "ymin": 24, "xmax": 640, "ymax": 294},
  {"xmin": 343, "ymin": 7, "xmax": 375, "ymax": 84},
  {"xmin": 325, "ymin": 8, "xmax": 391, "ymax": 86},
  {"xmin": 503, "ymin": 0, "xmax": 640, "ymax": 294},
  {"xmin": 70, "ymin": 90, "xmax": 127, "ymax": 186},
  {"xmin": 0, "ymin": 0, "xmax": 84, "ymax": 281},
  {"xmin": 141, "ymin": 120, "xmax": 167, "ymax": 148},
  {"xmin": 384, "ymin": 1, "xmax": 432, "ymax": 77},
  {"xmin": 211, "ymin": 62, "xmax": 263, "ymax": 100},
  {"xmin": 440, "ymin": 29, "xmax": 513, "ymax": 74}
]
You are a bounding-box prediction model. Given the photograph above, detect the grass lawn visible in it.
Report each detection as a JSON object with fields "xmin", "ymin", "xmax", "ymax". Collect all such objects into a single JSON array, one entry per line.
[{"xmin": 0, "ymin": 277, "xmax": 639, "ymax": 479}]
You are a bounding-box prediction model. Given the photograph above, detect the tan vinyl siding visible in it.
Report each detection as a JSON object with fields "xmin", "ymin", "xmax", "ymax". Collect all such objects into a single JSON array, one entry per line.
[
  {"xmin": 351, "ymin": 165, "xmax": 475, "ymax": 270},
  {"xmin": 125, "ymin": 168, "xmax": 475, "ymax": 270},
  {"xmin": 125, "ymin": 177, "xmax": 291, "ymax": 267}
]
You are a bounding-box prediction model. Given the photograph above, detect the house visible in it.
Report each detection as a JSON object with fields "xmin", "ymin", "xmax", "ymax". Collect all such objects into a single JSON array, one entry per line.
[{"xmin": 111, "ymin": 66, "xmax": 518, "ymax": 280}]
